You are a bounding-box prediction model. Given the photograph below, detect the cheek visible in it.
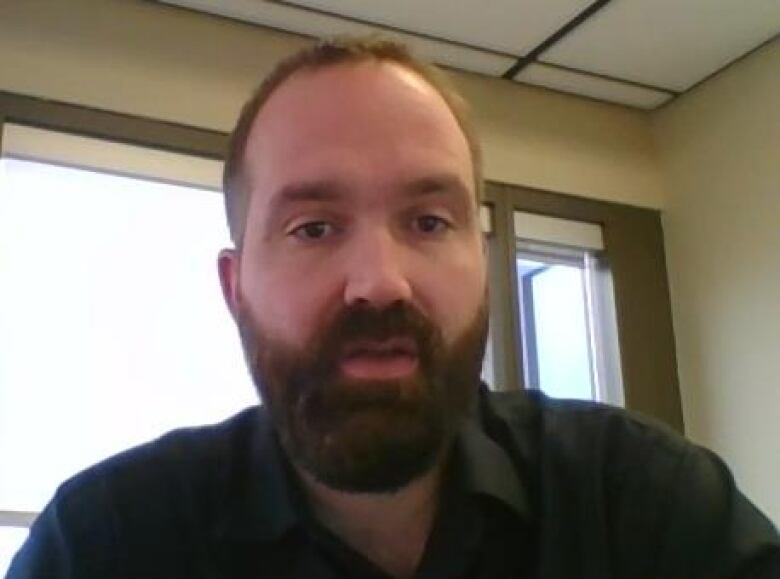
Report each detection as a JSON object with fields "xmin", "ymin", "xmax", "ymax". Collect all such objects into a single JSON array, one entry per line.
[
  {"xmin": 239, "ymin": 259, "xmax": 340, "ymax": 345},
  {"xmin": 416, "ymin": 246, "xmax": 487, "ymax": 342}
]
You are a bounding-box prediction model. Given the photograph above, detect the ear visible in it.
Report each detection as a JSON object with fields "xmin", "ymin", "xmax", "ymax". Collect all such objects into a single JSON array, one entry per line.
[{"xmin": 217, "ymin": 248, "xmax": 241, "ymax": 322}]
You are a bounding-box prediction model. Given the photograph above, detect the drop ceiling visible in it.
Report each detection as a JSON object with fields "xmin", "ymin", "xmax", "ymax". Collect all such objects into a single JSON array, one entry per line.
[{"xmin": 158, "ymin": 0, "xmax": 780, "ymax": 109}]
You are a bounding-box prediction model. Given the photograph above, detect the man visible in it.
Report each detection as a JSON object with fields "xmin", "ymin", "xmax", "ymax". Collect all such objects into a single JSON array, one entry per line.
[{"xmin": 8, "ymin": 36, "xmax": 779, "ymax": 579}]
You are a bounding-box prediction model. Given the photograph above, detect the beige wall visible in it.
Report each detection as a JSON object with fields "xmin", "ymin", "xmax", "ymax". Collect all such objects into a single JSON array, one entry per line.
[
  {"xmin": 653, "ymin": 39, "xmax": 780, "ymax": 523},
  {"xmin": 0, "ymin": 0, "xmax": 665, "ymax": 209}
]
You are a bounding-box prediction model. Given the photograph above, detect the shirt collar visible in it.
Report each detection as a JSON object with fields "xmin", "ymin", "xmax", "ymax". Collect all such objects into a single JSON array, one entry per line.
[
  {"xmin": 454, "ymin": 396, "xmax": 531, "ymax": 521},
  {"xmin": 213, "ymin": 405, "xmax": 299, "ymax": 542},
  {"xmin": 214, "ymin": 385, "xmax": 531, "ymax": 541}
]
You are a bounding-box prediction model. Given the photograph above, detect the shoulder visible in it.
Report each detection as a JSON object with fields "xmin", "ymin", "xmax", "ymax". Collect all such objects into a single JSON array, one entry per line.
[
  {"xmin": 483, "ymin": 389, "xmax": 698, "ymax": 532},
  {"xmin": 14, "ymin": 407, "xmax": 269, "ymax": 577},
  {"xmin": 484, "ymin": 388, "xmax": 742, "ymax": 517},
  {"xmin": 485, "ymin": 388, "xmax": 695, "ymax": 480},
  {"xmin": 483, "ymin": 390, "xmax": 780, "ymax": 577},
  {"xmin": 59, "ymin": 405, "xmax": 263, "ymax": 502},
  {"xmin": 9, "ymin": 407, "xmax": 266, "ymax": 578}
]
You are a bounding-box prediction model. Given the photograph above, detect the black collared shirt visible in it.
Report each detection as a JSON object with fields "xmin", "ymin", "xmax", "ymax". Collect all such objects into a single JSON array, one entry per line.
[{"xmin": 8, "ymin": 389, "xmax": 780, "ymax": 578}]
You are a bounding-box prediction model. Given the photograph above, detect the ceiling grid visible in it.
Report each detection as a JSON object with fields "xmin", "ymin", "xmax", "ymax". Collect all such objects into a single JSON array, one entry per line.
[{"xmin": 158, "ymin": 0, "xmax": 780, "ymax": 110}]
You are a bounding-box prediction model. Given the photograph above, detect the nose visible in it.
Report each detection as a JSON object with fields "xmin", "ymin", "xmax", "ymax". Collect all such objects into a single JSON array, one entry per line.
[{"xmin": 342, "ymin": 227, "xmax": 413, "ymax": 309}]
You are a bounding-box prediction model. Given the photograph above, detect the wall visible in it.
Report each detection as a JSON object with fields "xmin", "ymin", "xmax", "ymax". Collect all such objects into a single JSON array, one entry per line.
[
  {"xmin": 653, "ymin": 39, "xmax": 780, "ymax": 523},
  {"xmin": 0, "ymin": 0, "xmax": 665, "ymax": 209}
]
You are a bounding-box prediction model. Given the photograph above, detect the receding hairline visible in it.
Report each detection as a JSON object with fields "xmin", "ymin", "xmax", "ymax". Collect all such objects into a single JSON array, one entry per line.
[
  {"xmin": 223, "ymin": 38, "xmax": 483, "ymax": 248},
  {"xmin": 241, "ymin": 59, "xmax": 475, "ymax": 182}
]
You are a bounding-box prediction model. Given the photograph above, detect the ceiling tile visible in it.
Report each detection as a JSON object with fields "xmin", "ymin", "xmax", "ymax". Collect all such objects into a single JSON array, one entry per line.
[
  {"xmin": 160, "ymin": 0, "xmax": 515, "ymax": 75},
  {"xmin": 542, "ymin": 0, "xmax": 780, "ymax": 92},
  {"xmin": 515, "ymin": 63, "xmax": 673, "ymax": 109},
  {"xmin": 282, "ymin": 0, "xmax": 592, "ymax": 55}
]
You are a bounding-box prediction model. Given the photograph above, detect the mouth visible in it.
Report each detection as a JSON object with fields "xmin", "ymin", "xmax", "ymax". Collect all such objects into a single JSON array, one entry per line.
[{"xmin": 339, "ymin": 337, "xmax": 419, "ymax": 380}]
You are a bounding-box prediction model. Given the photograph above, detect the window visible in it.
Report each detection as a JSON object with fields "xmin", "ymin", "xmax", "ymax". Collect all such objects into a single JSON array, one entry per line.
[
  {"xmin": 0, "ymin": 527, "xmax": 28, "ymax": 577},
  {"xmin": 0, "ymin": 126, "xmax": 256, "ymax": 572},
  {"xmin": 482, "ymin": 183, "xmax": 681, "ymax": 430},
  {"xmin": 517, "ymin": 251, "xmax": 594, "ymax": 399},
  {"xmin": 479, "ymin": 205, "xmax": 496, "ymax": 389},
  {"xmin": 514, "ymin": 211, "xmax": 623, "ymax": 404}
]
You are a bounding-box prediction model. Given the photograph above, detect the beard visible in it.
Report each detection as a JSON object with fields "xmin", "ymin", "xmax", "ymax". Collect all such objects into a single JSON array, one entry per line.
[{"xmin": 236, "ymin": 297, "xmax": 488, "ymax": 494}]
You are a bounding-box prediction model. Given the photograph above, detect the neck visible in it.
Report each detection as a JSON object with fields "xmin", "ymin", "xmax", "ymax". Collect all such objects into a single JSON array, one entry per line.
[{"xmin": 296, "ymin": 460, "xmax": 446, "ymax": 579}]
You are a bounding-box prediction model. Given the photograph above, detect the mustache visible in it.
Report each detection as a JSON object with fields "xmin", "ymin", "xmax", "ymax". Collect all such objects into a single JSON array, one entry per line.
[
  {"xmin": 238, "ymin": 300, "xmax": 441, "ymax": 388},
  {"xmin": 325, "ymin": 301, "xmax": 434, "ymax": 347},
  {"xmin": 302, "ymin": 301, "xmax": 439, "ymax": 380}
]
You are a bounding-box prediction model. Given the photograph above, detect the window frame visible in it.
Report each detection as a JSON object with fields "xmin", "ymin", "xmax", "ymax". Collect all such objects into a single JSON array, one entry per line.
[{"xmin": 486, "ymin": 181, "xmax": 682, "ymax": 431}]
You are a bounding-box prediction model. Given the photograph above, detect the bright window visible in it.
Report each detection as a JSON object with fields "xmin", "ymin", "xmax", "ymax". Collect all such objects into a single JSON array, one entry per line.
[
  {"xmin": 514, "ymin": 211, "xmax": 623, "ymax": 404},
  {"xmin": 0, "ymin": 527, "xmax": 28, "ymax": 576},
  {"xmin": 0, "ymin": 155, "xmax": 257, "ymax": 572},
  {"xmin": 0, "ymin": 158, "xmax": 256, "ymax": 511},
  {"xmin": 517, "ymin": 254, "xmax": 596, "ymax": 400}
]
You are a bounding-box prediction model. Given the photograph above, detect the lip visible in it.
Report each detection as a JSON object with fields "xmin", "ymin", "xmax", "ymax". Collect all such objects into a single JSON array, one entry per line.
[
  {"xmin": 342, "ymin": 336, "xmax": 418, "ymax": 357},
  {"xmin": 340, "ymin": 337, "xmax": 419, "ymax": 380}
]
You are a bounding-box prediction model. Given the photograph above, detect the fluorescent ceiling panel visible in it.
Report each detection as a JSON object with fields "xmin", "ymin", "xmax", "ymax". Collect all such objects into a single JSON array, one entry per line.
[
  {"xmin": 160, "ymin": 0, "xmax": 514, "ymax": 75},
  {"xmin": 515, "ymin": 63, "xmax": 673, "ymax": 109},
  {"xmin": 542, "ymin": 0, "xmax": 780, "ymax": 92},
  {"xmin": 284, "ymin": 0, "xmax": 591, "ymax": 56}
]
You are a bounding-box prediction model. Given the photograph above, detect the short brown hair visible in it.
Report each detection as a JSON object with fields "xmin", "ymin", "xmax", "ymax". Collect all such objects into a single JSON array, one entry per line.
[{"xmin": 222, "ymin": 35, "xmax": 483, "ymax": 246}]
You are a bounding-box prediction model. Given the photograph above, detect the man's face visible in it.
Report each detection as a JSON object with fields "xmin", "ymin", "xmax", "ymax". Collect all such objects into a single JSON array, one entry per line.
[{"xmin": 219, "ymin": 61, "xmax": 488, "ymax": 492}]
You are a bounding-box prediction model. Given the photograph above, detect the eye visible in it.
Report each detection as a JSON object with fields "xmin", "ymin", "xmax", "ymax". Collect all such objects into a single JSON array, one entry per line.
[
  {"xmin": 414, "ymin": 214, "xmax": 451, "ymax": 234},
  {"xmin": 289, "ymin": 221, "xmax": 335, "ymax": 241}
]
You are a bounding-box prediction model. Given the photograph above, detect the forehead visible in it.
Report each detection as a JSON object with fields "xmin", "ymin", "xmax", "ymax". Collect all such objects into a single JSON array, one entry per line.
[{"xmin": 241, "ymin": 61, "xmax": 474, "ymax": 208}]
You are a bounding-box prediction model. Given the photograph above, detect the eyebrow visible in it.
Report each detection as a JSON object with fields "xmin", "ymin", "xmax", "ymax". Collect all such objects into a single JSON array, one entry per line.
[
  {"xmin": 262, "ymin": 179, "xmax": 345, "ymax": 230},
  {"xmin": 270, "ymin": 179, "xmax": 345, "ymax": 207},
  {"xmin": 402, "ymin": 173, "xmax": 472, "ymax": 201},
  {"xmin": 262, "ymin": 172, "xmax": 473, "ymax": 231}
]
